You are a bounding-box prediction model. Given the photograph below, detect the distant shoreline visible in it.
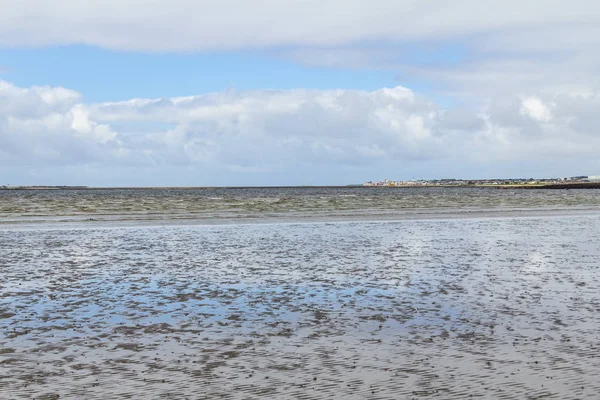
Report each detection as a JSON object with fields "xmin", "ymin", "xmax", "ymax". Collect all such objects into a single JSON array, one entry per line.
[{"xmin": 2, "ymin": 182, "xmax": 600, "ymax": 190}]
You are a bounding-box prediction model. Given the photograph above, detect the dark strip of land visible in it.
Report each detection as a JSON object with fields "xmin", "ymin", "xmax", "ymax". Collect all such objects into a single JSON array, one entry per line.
[
  {"xmin": 521, "ymin": 182, "xmax": 600, "ymax": 189},
  {"xmin": 2, "ymin": 183, "xmax": 600, "ymax": 190}
]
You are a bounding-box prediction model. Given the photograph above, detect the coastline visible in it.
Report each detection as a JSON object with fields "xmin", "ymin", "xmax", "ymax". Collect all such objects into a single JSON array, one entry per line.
[{"xmin": 2, "ymin": 182, "xmax": 600, "ymax": 190}]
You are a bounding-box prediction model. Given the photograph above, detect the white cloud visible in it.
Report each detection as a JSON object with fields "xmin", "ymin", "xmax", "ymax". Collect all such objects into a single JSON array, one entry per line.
[
  {"xmin": 520, "ymin": 97, "xmax": 552, "ymax": 122},
  {"xmin": 2, "ymin": 79, "xmax": 600, "ymax": 184},
  {"xmin": 1, "ymin": 0, "xmax": 598, "ymax": 51},
  {"xmin": 0, "ymin": 81, "xmax": 120, "ymax": 166}
]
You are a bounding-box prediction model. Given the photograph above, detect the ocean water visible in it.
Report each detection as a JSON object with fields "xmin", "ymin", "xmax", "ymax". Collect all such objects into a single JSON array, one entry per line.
[
  {"xmin": 1, "ymin": 187, "xmax": 600, "ymax": 227},
  {"xmin": 1, "ymin": 188, "xmax": 600, "ymax": 399}
]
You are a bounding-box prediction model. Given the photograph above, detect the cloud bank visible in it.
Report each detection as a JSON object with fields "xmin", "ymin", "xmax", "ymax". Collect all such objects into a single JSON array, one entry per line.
[
  {"xmin": 2, "ymin": 0, "xmax": 598, "ymax": 51},
  {"xmin": 2, "ymin": 80, "xmax": 600, "ymax": 185},
  {"xmin": 3, "ymin": 1, "xmax": 600, "ymax": 101}
]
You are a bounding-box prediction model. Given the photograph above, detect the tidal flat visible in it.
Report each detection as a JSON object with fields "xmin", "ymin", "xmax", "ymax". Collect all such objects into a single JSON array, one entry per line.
[{"xmin": 1, "ymin": 215, "xmax": 599, "ymax": 399}]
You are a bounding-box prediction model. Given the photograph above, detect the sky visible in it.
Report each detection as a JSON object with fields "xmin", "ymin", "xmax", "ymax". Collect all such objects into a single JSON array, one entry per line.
[{"xmin": 2, "ymin": 0, "xmax": 600, "ymax": 186}]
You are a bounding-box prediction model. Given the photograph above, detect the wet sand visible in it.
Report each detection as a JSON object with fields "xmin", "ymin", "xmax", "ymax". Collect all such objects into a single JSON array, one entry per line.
[{"xmin": 1, "ymin": 216, "xmax": 600, "ymax": 399}]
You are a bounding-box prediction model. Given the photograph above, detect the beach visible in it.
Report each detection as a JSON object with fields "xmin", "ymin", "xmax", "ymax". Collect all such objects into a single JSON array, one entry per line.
[{"xmin": 1, "ymin": 189, "xmax": 600, "ymax": 399}]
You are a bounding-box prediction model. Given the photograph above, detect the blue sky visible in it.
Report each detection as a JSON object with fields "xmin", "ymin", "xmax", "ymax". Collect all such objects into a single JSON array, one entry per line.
[
  {"xmin": 0, "ymin": 43, "xmax": 464, "ymax": 106},
  {"xmin": 0, "ymin": 46, "xmax": 397, "ymax": 101},
  {"xmin": 1, "ymin": 0, "xmax": 600, "ymax": 185}
]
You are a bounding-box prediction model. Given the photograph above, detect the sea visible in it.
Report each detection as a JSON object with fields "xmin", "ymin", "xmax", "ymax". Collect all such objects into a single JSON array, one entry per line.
[{"xmin": 1, "ymin": 187, "xmax": 599, "ymax": 399}]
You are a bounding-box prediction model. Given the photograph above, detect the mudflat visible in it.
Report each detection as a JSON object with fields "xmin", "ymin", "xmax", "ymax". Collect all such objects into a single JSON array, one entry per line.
[{"xmin": 1, "ymin": 215, "xmax": 599, "ymax": 399}]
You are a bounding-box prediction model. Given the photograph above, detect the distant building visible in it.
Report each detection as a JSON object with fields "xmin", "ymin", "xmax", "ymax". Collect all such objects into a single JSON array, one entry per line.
[{"xmin": 588, "ymin": 176, "xmax": 600, "ymax": 181}]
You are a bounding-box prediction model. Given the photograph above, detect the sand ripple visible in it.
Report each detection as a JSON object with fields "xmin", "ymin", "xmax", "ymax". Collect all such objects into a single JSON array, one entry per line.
[{"xmin": 1, "ymin": 216, "xmax": 600, "ymax": 398}]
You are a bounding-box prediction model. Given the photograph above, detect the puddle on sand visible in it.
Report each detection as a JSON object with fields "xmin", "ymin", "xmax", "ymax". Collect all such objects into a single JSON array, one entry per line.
[{"xmin": 1, "ymin": 216, "xmax": 600, "ymax": 399}]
